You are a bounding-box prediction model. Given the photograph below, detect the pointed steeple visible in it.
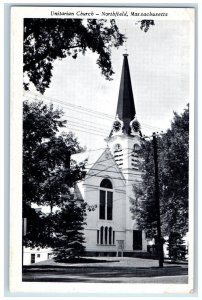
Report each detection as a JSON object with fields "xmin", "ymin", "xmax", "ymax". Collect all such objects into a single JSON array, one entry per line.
[{"xmin": 116, "ymin": 54, "xmax": 136, "ymax": 135}]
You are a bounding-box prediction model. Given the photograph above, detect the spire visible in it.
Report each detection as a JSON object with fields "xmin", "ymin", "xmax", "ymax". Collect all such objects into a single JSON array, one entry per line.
[{"xmin": 116, "ymin": 54, "xmax": 136, "ymax": 135}]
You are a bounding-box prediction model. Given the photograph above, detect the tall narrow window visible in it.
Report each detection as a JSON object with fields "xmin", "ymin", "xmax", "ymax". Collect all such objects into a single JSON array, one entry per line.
[
  {"xmin": 99, "ymin": 190, "xmax": 105, "ymax": 219},
  {"xmin": 97, "ymin": 230, "xmax": 99, "ymax": 244},
  {"xmin": 105, "ymin": 227, "xmax": 108, "ymax": 244},
  {"xmin": 109, "ymin": 227, "xmax": 112, "ymax": 245},
  {"xmin": 100, "ymin": 226, "xmax": 104, "ymax": 245},
  {"xmin": 107, "ymin": 191, "xmax": 113, "ymax": 220},
  {"xmin": 113, "ymin": 231, "xmax": 115, "ymax": 245},
  {"xmin": 100, "ymin": 179, "xmax": 113, "ymax": 220}
]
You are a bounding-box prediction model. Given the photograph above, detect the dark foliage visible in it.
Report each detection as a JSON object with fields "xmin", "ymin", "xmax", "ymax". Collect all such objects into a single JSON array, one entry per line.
[
  {"xmin": 131, "ymin": 105, "xmax": 189, "ymax": 241},
  {"xmin": 23, "ymin": 203, "xmax": 58, "ymax": 248},
  {"xmin": 23, "ymin": 100, "xmax": 86, "ymax": 247},
  {"xmin": 24, "ymin": 18, "xmax": 124, "ymax": 93},
  {"xmin": 52, "ymin": 200, "xmax": 87, "ymax": 260},
  {"xmin": 167, "ymin": 232, "xmax": 187, "ymax": 261},
  {"xmin": 130, "ymin": 141, "xmax": 158, "ymax": 239},
  {"xmin": 139, "ymin": 20, "xmax": 155, "ymax": 32},
  {"xmin": 23, "ymin": 100, "xmax": 86, "ymax": 209},
  {"xmin": 160, "ymin": 106, "xmax": 189, "ymax": 235}
]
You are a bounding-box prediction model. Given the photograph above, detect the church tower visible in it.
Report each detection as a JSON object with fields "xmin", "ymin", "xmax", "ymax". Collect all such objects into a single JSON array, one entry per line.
[
  {"xmin": 106, "ymin": 54, "xmax": 145, "ymax": 251},
  {"xmin": 107, "ymin": 54, "xmax": 142, "ymax": 172}
]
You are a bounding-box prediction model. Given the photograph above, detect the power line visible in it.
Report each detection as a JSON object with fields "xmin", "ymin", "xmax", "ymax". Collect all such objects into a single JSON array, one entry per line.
[
  {"xmin": 63, "ymin": 114, "xmax": 111, "ymax": 128},
  {"xmin": 85, "ymin": 151, "xmax": 134, "ymax": 168},
  {"xmin": 24, "ymin": 91, "xmax": 114, "ymax": 120},
  {"xmin": 79, "ymin": 147, "xmax": 107, "ymax": 152},
  {"xmin": 65, "ymin": 113, "xmax": 163, "ymax": 132},
  {"xmin": 83, "ymin": 182, "xmax": 134, "ymax": 193},
  {"xmin": 65, "ymin": 116, "xmax": 163, "ymax": 138},
  {"xmin": 24, "ymin": 94, "xmax": 111, "ymax": 122},
  {"xmin": 67, "ymin": 126, "xmax": 107, "ymax": 137},
  {"xmin": 85, "ymin": 174, "xmax": 137, "ymax": 182},
  {"xmin": 24, "ymin": 91, "xmax": 164, "ymax": 132},
  {"xmin": 79, "ymin": 151, "xmax": 133, "ymax": 183},
  {"xmin": 85, "ymin": 168, "xmax": 141, "ymax": 177},
  {"xmin": 65, "ymin": 111, "xmax": 162, "ymax": 132},
  {"xmin": 79, "ymin": 187, "xmax": 137, "ymax": 205},
  {"xmin": 77, "ymin": 151, "xmax": 134, "ymax": 167},
  {"xmin": 67, "ymin": 119, "xmax": 108, "ymax": 134}
]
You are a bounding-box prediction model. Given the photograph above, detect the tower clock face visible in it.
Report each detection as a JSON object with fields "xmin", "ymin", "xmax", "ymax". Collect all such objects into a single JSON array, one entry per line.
[
  {"xmin": 131, "ymin": 120, "xmax": 140, "ymax": 132},
  {"xmin": 113, "ymin": 120, "xmax": 121, "ymax": 132}
]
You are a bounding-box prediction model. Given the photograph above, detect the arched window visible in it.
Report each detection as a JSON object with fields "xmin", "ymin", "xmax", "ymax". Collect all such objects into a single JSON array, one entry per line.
[
  {"xmin": 97, "ymin": 227, "xmax": 114, "ymax": 245},
  {"xmin": 99, "ymin": 179, "xmax": 113, "ymax": 220},
  {"xmin": 100, "ymin": 179, "xmax": 113, "ymax": 189}
]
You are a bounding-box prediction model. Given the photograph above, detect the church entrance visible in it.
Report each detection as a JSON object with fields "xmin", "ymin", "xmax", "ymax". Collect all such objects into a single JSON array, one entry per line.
[{"xmin": 133, "ymin": 230, "xmax": 142, "ymax": 250}]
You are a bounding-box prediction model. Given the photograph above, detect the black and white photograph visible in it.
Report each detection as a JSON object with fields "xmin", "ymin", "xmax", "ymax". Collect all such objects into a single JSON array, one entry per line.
[{"xmin": 9, "ymin": 5, "xmax": 195, "ymax": 295}]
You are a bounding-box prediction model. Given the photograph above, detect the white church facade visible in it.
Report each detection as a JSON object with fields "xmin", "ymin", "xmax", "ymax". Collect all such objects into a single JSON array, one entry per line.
[{"xmin": 74, "ymin": 54, "xmax": 149, "ymax": 256}]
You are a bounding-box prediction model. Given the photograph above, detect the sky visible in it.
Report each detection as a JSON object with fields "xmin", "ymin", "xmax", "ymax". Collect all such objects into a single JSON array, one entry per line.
[{"xmin": 25, "ymin": 17, "xmax": 193, "ymax": 151}]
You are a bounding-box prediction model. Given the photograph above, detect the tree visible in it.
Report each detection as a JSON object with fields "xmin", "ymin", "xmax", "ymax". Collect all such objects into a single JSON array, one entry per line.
[
  {"xmin": 136, "ymin": 19, "xmax": 155, "ymax": 32},
  {"xmin": 23, "ymin": 202, "xmax": 59, "ymax": 248},
  {"xmin": 23, "ymin": 18, "xmax": 155, "ymax": 94},
  {"xmin": 23, "ymin": 18, "xmax": 124, "ymax": 93},
  {"xmin": 167, "ymin": 232, "xmax": 187, "ymax": 261},
  {"xmin": 52, "ymin": 199, "xmax": 87, "ymax": 261},
  {"xmin": 160, "ymin": 105, "xmax": 189, "ymax": 236},
  {"xmin": 131, "ymin": 105, "xmax": 189, "ymax": 246},
  {"xmin": 23, "ymin": 100, "xmax": 86, "ymax": 209},
  {"xmin": 23, "ymin": 100, "xmax": 86, "ymax": 247},
  {"xmin": 130, "ymin": 141, "xmax": 158, "ymax": 239}
]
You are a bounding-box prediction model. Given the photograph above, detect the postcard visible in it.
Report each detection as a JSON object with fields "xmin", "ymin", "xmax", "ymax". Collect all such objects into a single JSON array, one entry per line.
[{"xmin": 10, "ymin": 5, "xmax": 195, "ymax": 295}]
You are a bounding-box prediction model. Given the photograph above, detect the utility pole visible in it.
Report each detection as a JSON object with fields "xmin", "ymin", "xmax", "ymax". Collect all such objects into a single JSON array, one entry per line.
[{"xmin": 152, "ymin": 132, "xmax": 164, "ymax": 268}]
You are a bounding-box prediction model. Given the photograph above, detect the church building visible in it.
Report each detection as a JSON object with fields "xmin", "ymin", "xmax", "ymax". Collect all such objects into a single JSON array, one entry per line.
[
  {"xmin": 75, "ymin": 54, "xmax": 148, "ymax": 256},
  {"xmin": 23, "ymin": 54, "xmax": 150, "ymax": 265}
]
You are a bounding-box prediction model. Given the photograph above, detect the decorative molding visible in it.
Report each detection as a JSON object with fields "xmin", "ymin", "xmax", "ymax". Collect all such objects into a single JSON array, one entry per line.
[
  {"xmin": 130, "ymin": 116, "xmax": 141, "ymax": 135},
  {"xmin": 112, "ymin": 114, "xmax": 124, "ymax": 135}
]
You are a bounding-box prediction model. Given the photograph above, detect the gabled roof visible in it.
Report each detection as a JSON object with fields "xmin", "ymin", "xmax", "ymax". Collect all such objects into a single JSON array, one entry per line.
[
  {"xmin": 74, "ymin": 147, "xmax": 126, "ymax": 201},
  {"xmin": 72, "ymin": 148, "xmax": 126, "ymax": 184},
  {"xmin": 85, "ymin": 148, "xmax": 126, "ymax": 182},
  {"xmin": 72, "ymin": 148, "xmax": 105, "ymax": 168}
]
